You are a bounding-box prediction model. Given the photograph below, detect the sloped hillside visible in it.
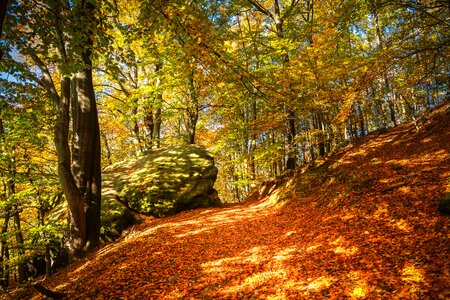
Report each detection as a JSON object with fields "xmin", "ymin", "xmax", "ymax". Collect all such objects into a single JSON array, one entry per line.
[{"xmin": 9, "ymin": 102, "xmax": 450, "ymax": 299}]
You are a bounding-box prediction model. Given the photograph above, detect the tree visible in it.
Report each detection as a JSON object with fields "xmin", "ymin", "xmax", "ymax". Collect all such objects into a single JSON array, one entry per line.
[{"xmin": 3, "ymin": 0, "xmax": 102, "ymax": 259}]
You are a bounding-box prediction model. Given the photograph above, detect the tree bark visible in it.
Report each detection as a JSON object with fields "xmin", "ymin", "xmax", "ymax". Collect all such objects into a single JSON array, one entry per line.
[
  {"xmin": 71, "ymin": 53, "xmax": 102, "ymax": 254},
  {"xmin": 51, "ymin": 1, "xmax": 101, "ymax": 259},
  {"xmin": 0, "ymin": 208, "xmax": 10, "ymax": 288},
  {"xmin": 247, "ymin": 0, "xmax": 299, "ymax": 171},
  {"xmin": 54, "ymin": 74, "xmax": 87, "ymax": 258},
  {"xmin": 186, "ymin": 67, "xmax": 199, "ymax": 144},
  {"xmin": 12, "ymin": 205, "xmax": 25, "ymax": 283},
  {"xmin": 153, "ymin": 62, "xmax": 163, "ymax": 149}
]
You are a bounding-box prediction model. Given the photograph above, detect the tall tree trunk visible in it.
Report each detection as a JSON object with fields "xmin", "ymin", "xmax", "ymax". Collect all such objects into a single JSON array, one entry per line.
[
  {"xmin": 373, "ymin": 2, "xmax": 396, "ymax": 128},
  {"xmin": 154, "ymin": 107, "xmax": 162, "ymax": 148},
  {"xmin": 186, "ymin": 68, "xmax": 199, "ymax": 144},
  {"xmin": 54, "ymin": 75, "xmax": 87, "ymax": 259},
  {"xmin": 4, "ymin": 147, "xmax": 26, "ymax": 282},
  {"xmin": 12, "ymin": 206, "xmax": 25, "ymax": 283},
  {"xmin": 37, "ymin": 208, "xmax": 52, "ymax": 276},
  {"xmin": 247, "ymin": 0, "xmax": 299, "ymax": 170},
  {"xmin": 357, "ymin": 101, "xmax": 365, "ymax": 137},
  {"xmin": 315, "ymin": 110, "xmax": 326, "ymax": 158},
  {"xmin": 101, "ymin": 131, "xmax": 113, "ymax": 165},
  {"xmin": 0, "ymin": 208, "xmax": 10, "ymax": 288},
  {"xmin": 153, "ymin": 62, "xmax": 163, "ymax": 149},
  {"xmin": 276, "ymin": 10, "xmax": 297, "ymax": 171},
  {"xmin": 286, "ymin": 108, "xmax": 297, "ymax": 169},
  {"xmin": 249, "ymin": 107, "xmax": 257, "ymax": 182},
  {"xmin": 71, "ymin": 53, "xmax": 101, "ymax": 254},
  {"xmin": 51, "ymin": 1, "xmax": 101, "ymax": 259},
  {"xmin": 144, "ymin": 109, "xmax": 154, "ymax": 150}
]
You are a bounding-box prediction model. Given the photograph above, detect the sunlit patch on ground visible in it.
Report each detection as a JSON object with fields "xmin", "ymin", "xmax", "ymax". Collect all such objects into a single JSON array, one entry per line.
[
  {"xmin": 306, "ymin": 244, "xmax": 322, "ymax": 252},
  {"xmin": 305, "ymin": 276, "xmax": 334, "ymax": 291},
  {"xmin": 346, "ymin": 271, "xmax": 369, "ymax": 299},
  {"xmin": 372, "ymin": 203, "xmax": 390, "ymax": 219},
  {"xmin": 401, "ymin": 264, "xmax": 424, "ymax": 283},
  {"xmin": 223, "ymin": 269, "xmax": 288, "ymax": 293},
  {"xmin": 175, "ymin": 227, "xmax": 209, "ymax": 237},
  {"xmin": 272, "ymin": 247, "xmax": 297, "ymax": 261},
  {"xmin": 393, "ymin": 219, "xmax": 412, "ymax": 232},
  {"xmin": 334, "ymin": 245, "xmax": 358, "ymax": 255}
]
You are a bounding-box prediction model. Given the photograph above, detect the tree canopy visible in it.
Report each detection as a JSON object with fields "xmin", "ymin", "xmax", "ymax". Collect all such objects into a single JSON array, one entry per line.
[{"xmin": 0, "ymin": 0, "xmax": 448, "ymax": 290}]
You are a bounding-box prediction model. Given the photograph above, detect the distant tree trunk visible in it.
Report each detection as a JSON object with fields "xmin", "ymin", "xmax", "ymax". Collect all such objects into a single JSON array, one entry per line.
[
  {"xmin": 357, "ymin": 101, "xmax": 365, "ymax": 137},
  {"xmin": 373, "ymin": 2, "xmax": 396, "ymax": 128},
  {"xmin": 0, "ymin": 110, "xmax": 9, "ymax": 288},
  {"xmin": 130, "ymin": 103, "xmax": 145, "ymax": 152},
  {"xmin": 286, "ymin": 108, "xmax": 297, "ymax": 170},
  {"xmin": 186, "ymin": 68, "xmax": 199, "ymax": 144},
  {"xmin": 309, "ymin": 134, "xmax": 316, "ymax": 165},
  {"xmin": 387, "ymin": 92, "xmax": 397, "ymax": 126},
  {"xmin": 269, "ymin": 130, "xmax": 278, "ymax": 177},
  {"xmin": 12, "ymin": 205, "xmax": 25, "ymax": 283},
  {"xmin": 0, "ymin": 208, "xmax": 10, "ymax": 288},
  {"xmin": 246, "ymin": 0, "xmax": 299, "ymax": 171},
  {"xmin": 143, "ymin": 108, "xmax": 154, "ymax": 149},
  {"xmin": 153, "ymin": 62, "xmax": 163, "ymax": 148},
  {"xmin": 314, "ymin": 110, "xmax": 326, "ymax": 158},
  {"xmin": 3, "ymin": 147, "xmax": 26, "ymax": 283},
  {"xmin": 308, "ymin": 119, "xmax": 316, "ymax": 165},
  {"xmin": 37, "ymin": 207, "xmax": 52, "ymax": 276},
  {"xmin": 101, "ymin": 131, "xmax": 113, "ymax": 165},
  {"xmin": 154, "ymin": 107, "xmax": 162, "ymax": 148},
  {"xmin": 249, "ymin": 98, "xmax": 257, "ymax": 181}
]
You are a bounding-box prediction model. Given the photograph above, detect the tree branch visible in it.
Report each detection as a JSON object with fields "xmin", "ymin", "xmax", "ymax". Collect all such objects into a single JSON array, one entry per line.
[
  {"xmin": 33, "ymin": 283, "xmax": 66, "ymax": 299},
  {"xmin": 247, "ymin": 0, "xmax": 274, "ymax": 20}
]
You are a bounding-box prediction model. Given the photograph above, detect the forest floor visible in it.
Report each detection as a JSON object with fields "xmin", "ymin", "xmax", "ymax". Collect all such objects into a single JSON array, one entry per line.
[{"xmin": 8, "ymin": 102, "xmax": 450, "ymax": 300}]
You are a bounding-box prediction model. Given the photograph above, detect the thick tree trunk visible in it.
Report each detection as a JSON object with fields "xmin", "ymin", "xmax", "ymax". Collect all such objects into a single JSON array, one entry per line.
[
  {"xmin": 52, "ymin": 1, "xmax": 101, "ymax": 259},
  {"xmin": 54, "ymin": 76, "xmax": 86, "ymax": 258},
  {"xmin": 71, "ymin": 56, "xmax": 101, "ymax": 254}
]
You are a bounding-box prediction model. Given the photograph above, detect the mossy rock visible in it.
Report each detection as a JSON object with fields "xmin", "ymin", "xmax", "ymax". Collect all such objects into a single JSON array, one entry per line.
[
  {"xmin": 438, "ymin": 193, "xmax": 450, "ymax": 216},
  {"xmin": 102, "ymin": 145, "xmax": 221, "ymax": 217}
]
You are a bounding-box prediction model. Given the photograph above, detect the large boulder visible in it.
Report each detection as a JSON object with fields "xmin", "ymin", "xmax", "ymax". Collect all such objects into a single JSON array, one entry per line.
[{"xmin": 102, "ymin": 145, "xmax": 221, "ymax": 217}]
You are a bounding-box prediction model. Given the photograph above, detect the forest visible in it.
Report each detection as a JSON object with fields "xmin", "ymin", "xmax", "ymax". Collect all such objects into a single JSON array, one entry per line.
[{"xmin": 0, "ymin": 0, "xmax": 448, "ymax": 296}]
